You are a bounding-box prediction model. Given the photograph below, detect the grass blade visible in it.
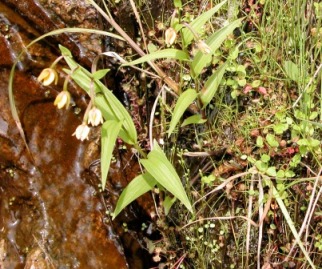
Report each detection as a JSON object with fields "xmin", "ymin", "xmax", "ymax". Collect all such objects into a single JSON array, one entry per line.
[
  {"xmin": 113, "ymin": 173, "xmax": 157, "ymax": 219},
  {"xmin": 121, "ymin": 49, "xmax": 190, "ymax": 66},
  {"xmin": 167, "ymin": 88, "xmax": 198, "ymax": 136}
]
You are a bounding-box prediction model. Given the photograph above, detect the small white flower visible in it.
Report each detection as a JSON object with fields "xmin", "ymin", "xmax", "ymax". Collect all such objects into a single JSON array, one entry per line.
[
  {"xmin": 37, "ymin": 68, "xmax": 58, "ymax": 86},
  {"xmin": 165, "ymin": 27, "xmax": 177, "ymax": 46},
  {"xmin": 88, "ymin": 107, "xmax": 103, "ymax": 126},
  {"xmin": 196, "ymin": 40, "xmax": 212, "ymax": 54},
  {"xmin": 54, "ymin": 91, "xmax": 71, "ymax": 109},
  {"xmin": 73, "ymin": 123, "xmax": 90, "ymax": 141}
]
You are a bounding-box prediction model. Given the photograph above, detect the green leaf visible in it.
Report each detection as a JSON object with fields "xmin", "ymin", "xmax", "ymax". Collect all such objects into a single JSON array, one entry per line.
[
  {"xmin": 200, "ymin": 61, "xmax": 228, "ymax": 107},
  {"xmin": 92, "ymin": 69, "xmax": 110, "ymax": 80},
  {"xmin": 266, "ymin": 167, "xmax": 277, "ymax": 177},
  {"xmin": 260, "ymin": 154, "xmax": 270, "ymax": 163},
  {"xmin": 255, "ymin": 160, "xmax": 268, "ymax": 172},
  {"xmin": 191, "ymin": 18, "xmax": 242, "ymax": 77},
  {"xmin": 59, "ymin": 44, "xmax": 72, "ymax": 57},
  {"xmin": 173, "ymin": 0, "xmax": 182, "ymax": 8},
  {"xmin": 266, "ymin": 133, "xmax": 279, "ymax": 147},
  {"xmin": 168, "ymin": 89, "xmax": 198, "ymax": 136},
  {"xmin": 283, "ymin": 60, "xmax": 299, "ymax": 82},
  {"xmin": 121, "ymin": 49, "xmax": 189, "ymax": 66},
  {"xmin": 140, "ymin": 141, "xmax": 192, "ymax": 212},
  {"xmin": 181, "ymin": 0, "xmax": 227, "ymax": 46},
  {"xmin": 256, "ymin": 136, "xmax": 264, "ymax": 148},
  {"xmin": 181, "ymin": 114, "xmax": 207, "ymax": 127},
  {"xmin": 273, "ymin": 123, "xmax": 289, "ymax": 134},
  {"xmin": 61, "ymin": 52, "xmax": 137, "ymax": 144},
  {"xmin": 251, "ymin": 80, "xmax": 261, "ymax": 88},
  {"xmin": 113, "ymin": 173, "xmax": 157, "ymax": 219},
  {"xmin": 101, "ymin": 120, "xmax": 122, "ymax": 189},
  {"xmin": 163, "ymin": 196, "xmax": 177, "ymax": 215}
]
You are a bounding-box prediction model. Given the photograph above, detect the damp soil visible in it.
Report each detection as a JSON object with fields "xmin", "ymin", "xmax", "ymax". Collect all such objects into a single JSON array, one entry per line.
[{"xmin": 0, "ymin": 1, "xmax": 156, "ymax": 268}]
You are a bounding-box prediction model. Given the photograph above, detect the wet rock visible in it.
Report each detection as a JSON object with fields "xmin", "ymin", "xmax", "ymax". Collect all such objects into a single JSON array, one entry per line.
[
  {"xmin": 1, "ymin": 0, "xmax": 103, "ymax": 67},
  {"xmin": 0, "ymin": 2, "xmax": 148, "ymax": 268}
]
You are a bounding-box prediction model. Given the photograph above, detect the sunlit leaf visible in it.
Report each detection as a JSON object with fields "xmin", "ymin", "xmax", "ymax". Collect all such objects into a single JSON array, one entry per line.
[
  {"xmin": 181, "ymin": 0, "xmax": 227, "ymax": 46},
  {"xmin": 191, "ymin": 18, "xmax": 242, "ymax": 77},
  {"xmin": 266, "ymin": 167, "xmax": 277, "ymax": 177},
  {"xmin": 173, "ymin": 0, "xmax": 182, "ymax": 8},
  {"xmin": 283, "ymin": 60, "xmax": 299, "ymax": 82},
  {"xmin": 92, "ymin": 69, "xmax": 110, "ymax": 80},
  {"xmin": 121, "ymin": 49, "xmax": 189, "ymax": 66},
  {"xmin": 266, "ymin": 133, "xmax": 279, "ymax": 147},
  {"xmin": 101, "ymin": 120, "xmax": 122, "ymax": 189},
  {"xmin": 163, "ymin": 196, "xmax": 176, "ymax": 215},
  {"xmin": 140, "ymin": 141, "xmax": 193, "ymax": 212},
  {"xmin": 181, "ymin": 114, "xmax": 207, "ymax": 127},
  {"xmin": 61, "ymin": 47, "xmax": 137, "ymax": 144},
  {"xmin": 168, "ymin": 88, "xmax": 198, "ymax": 136},
  {"xmin": 113, "ymin": 173, "xmax": 157, "ymax": 219},
  {"xmin": 200, "ymin": 61, "xmax": 228, "ymax": 107}
]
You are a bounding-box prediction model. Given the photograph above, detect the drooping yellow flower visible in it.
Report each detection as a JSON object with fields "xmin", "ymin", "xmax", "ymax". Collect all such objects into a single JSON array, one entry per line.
[
  {"xmin": 54, "ymin": 91, "xmax": 71, "ymax": 109},
  {"xmin": 165, "ymin": 27, "xmax": 177, "ymax": 46},
  {"xmin": 88, "ymin": 107, "xmax": 103, "ymax": 126},
  {"xmin": 37, "ymin": 68, "xmax": 58, "ymax": 86},
  {"xmin": 72, "ymin": 123, "xmax": 90, "ymax": 141}
]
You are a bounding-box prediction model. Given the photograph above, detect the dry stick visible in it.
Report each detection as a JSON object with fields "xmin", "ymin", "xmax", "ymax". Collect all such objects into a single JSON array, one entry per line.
[
  {"xmin": 257, "ymin": 174, "xmax": 264, "ymax": 269},
  {"xmin": 304, "ymin": 169, "xmax": 322, "ymax": 245},
  {"xmin": 193, "ymin": 171, "xmax": 251, "ymax": 206},
  {"xmin": 129, "ymin": 0, "xmax": 148, "ymax": 52},
  {"xmin": 246, "ymin": 173, "xmax": 255, "ymax": 268},
  {"xmin": 180, "ymin": 216, "xmax": 258, "ymax": 230},
  {"xmin": 88, "ymin": 0, "xmax": 179, "ymax": 94},
  {"xmin": 281, "ymin": 169, "xmax": 322, "ymax": 265},
  {"xmin": 293, "ymin": 63, "xmax": 322, "ymax": 108}
]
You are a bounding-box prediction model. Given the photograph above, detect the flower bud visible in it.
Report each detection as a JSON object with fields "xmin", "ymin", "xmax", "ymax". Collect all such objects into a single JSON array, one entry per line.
[
  {"xmin": 73, "ymin": 123, "xmax": 90, "ymax": 141},
  {"xmin": 88, "ymin": 107, "xmax": 103, "ymax": 126},
  {"xmin": 54, "ymin": 91, "xmax": 71, "ymax": 109},
  {"xmin": 37, "ymin": 68, "xmax": 58, "ymax": 86},
  {"xmin": 165, "ymin": 27, "xmax": 177, "ymax": 46},
  {"xmin": 196, "ymin": 40, "xmax": 211, "ymax": 54}
]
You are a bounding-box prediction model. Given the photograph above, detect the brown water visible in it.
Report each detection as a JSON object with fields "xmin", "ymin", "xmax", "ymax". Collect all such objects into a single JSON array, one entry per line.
[{"xmin": 0, "ymin": 1, "xmax": 153, "ymax": 268}]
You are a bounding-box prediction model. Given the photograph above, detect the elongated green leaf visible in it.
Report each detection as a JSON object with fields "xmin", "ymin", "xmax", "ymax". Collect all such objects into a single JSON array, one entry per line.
[
  {"xmin": 92, "ymin": 69, "xmax": 110, "ymax": 80},
  {"xmin": 121, "ymin": 49, "xmax": 189, "ymax": 66},
  {"xmin": 168, "ymin": 89, "xmax": 198, "ymax": 136},
  {"xmin": 101, "ymin": 120, "xmax": 122, "ymax": 189},
  {"xmin": 181, "ymin": 0, "xmax": 227, "ymax": 46},
  {"xmin": 140, "ymin": 141, "xmax": 192, "ymax": 212},
  {"xmin": 181, "ymin": 114, "xmax": 207, "ymax": 127},
  {"xmin": 163, "ymin": 196, "xmax": 176, "ymax": 215},
  {"xmin": 113, "ymin": 173, "xmax": 157, "ymax": 219},
  {"xmin": 200, "ymin": 61, "xmax": 228, "ymax": 107},
  {"xmin": 270, "ymin": 182, "xmax": 316, "ymax": 268},
  {"xmin": 95, "ymin": 95, "xmax": 133, "ymax": 144},
  {"xmin": 191, "ymin": 18, "xmax": 242, "ymax": 77},
  {"xmin": 283, "ymin": 60, "xmax": 299, "ymax": 82},
  {"xmin": 61, "ymin": 47, "xmax": 137, "ymax": 144}
]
